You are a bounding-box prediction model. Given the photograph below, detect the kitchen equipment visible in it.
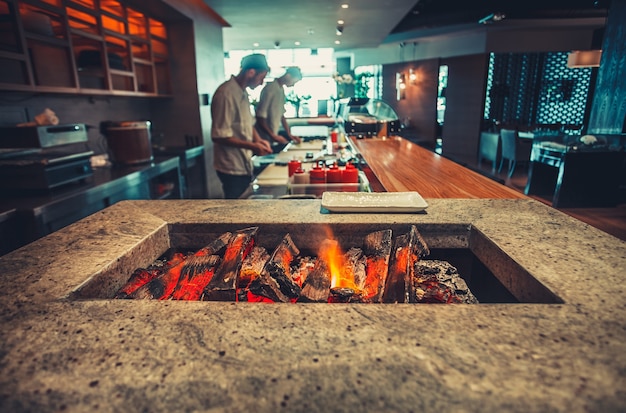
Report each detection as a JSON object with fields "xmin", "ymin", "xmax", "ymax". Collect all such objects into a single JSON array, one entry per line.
[
  {"xmin": 0, "ymin": 123, "xmax": 89, "ymax": 148},
  {"xmin": 0, "ymin": 123, "xmax": 93, "ymax": 190},
  {"xmin": 102, "ymin": 120, "xmax": 153, "ymax": 165},
  {"xmin": 0, "ymin": 149, "xmax": 93, "ymax": 190},
  {"xmin": 340, "ymin": 98, "xmax": 402, "ymax": 137}
]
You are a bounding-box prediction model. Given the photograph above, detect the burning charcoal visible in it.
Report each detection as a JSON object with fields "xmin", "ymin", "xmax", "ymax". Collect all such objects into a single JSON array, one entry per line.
[
  {"xmin": 412, "ymin": 225, "xmax": 430, "ymax": 258},
  {"xmin": 383, "ymin": 233, "xmax": 410, "ymax": 303},
  {"xmin": 329, "ymin": 287, "xmax": 356, "ymax": 303},
  {"xmin": 129, "ymin": 232, "xmax": 235, "ymax": 300},
  {"xmin": 115, "ymin": 268, "xmax": 161, "ymax": 299},
  {"xmin": 196, "ymin": 232, "xmax": 234, "ymax": 257},
  {"xmin": 415, "ymin": 279, "xmax": 460, "ymax": 303},
  {"xmin": 248, "ymin": 234, "xmax": 301, "ymax": 302},
  {"xmin": 383, "ymin": 226, "xmax": 425, "ymax": 303},
  {"xmin": 238, "ymin": 246, "xmax": 270, "ymax": 288},
  {"xmin": 238, "ymin": 289, "xmax": 249, "ymax": 302},
  {"xmin": 171, "ymin": 255, "xmax": 221, "ymax": 301},
  {"xmin": 344, "ymin": 248, "xmax": 366, "ymax": 291},
  {"xmin": 202, "ymin": 227, "xmax": 258, "ymax": 301},
  {"xmin": 248, "ymin": 273, "xmax": 288, "ymax": 302},
  {"xmin": 299, "ymin": 256, "xmax": 331, "ymax": 303},
  {"xmin": 361, "ymin": 229, "xmax": 392, "ymax": 302},
  {"xmin": 291, "ymin": 256, "xmax": 315, "ymax": 287},
  {"xmin": 115, "ymin": 252, "xmax": 186, "ymax": 298},
  {"xmin": 413, "ymin": 260, "xmax": 478, "ymax": 304}
]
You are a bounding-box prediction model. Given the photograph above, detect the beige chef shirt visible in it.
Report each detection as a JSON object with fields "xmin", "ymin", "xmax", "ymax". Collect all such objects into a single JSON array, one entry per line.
[
  {"xmin": 255, "ymin": 79, "xmax": 285, "ymax": 137},
  {"xmin": 211, "ymin": 76, "xmax": 254, "ymax": 176}
]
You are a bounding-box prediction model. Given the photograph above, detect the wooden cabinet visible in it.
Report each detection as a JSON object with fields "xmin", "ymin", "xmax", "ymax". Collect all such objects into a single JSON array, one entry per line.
[{"xmin": 0, "ymin": 0, "xmax": 171, "ymax": 96}]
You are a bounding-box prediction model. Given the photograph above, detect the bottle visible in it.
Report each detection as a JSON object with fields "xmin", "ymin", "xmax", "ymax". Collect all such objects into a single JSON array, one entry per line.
[
  {"xmin": 309, "ymin": 163, "xmax": 326, "ymax": 184},
  {"xmin": 292, "ymin": 167, "xmax": 309, "ymax": 194},
  {"xmin": 288, "ymin": 158, "xmax": 302, "ymax": 177},
  {"xmin": 308, "ymin": 162, "xmax": 326, "ymax": 197},
  {"xmin": 326, "ymin": 162, "xmax": 342, "ymax": 185},
  {"xmin": 293, "ymin": 167, "xmax": 309, "ymax": 184},
  {"xmin": 342, "ymin": 162, "xmax": 359, "ymax": 192},
  {"xmin": 330, "ymin": 129, "xmax": 338, "ymax": 144}
]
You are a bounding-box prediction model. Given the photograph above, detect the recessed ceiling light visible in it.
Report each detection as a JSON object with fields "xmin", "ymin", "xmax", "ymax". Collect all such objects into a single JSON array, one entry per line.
[
  {"xmin": 294, "ymin": 41, "xmax": 301, "ymax": 46},
  {"xmin": 335, "ymin": 40, "xmax": 341, "ymax": 44},
  {"xmin": 341, "ymin": 4, "xmax": 349, "ymax": 9},
  {"xmin": 253, "ymin": 42, "xmax": 259, "ymax": 47},
  {"xmin": 337, "ymin": 20, "xmax": 344, "ymax": 25}
]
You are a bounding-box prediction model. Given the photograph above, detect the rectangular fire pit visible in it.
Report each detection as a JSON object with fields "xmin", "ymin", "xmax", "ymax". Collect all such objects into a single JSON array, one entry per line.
[
  {"xmin": 70, "ymin": 220, "xmax": 562, "ymax": 305},
  {"xmin": 2, "ymin": 199, "xmax": 625, "ymax": 412}
]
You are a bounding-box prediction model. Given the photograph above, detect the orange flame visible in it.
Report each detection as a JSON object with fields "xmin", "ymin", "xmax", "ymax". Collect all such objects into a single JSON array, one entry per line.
[{"xmin": 318, "ymin": 227, "xmax": 358, "ymax": 291}]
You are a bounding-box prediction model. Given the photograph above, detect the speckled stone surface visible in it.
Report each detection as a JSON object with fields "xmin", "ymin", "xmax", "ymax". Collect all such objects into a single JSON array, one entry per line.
[{"xmin": 1, "ymin": 199, "xmax": 625, "ymax": 412}]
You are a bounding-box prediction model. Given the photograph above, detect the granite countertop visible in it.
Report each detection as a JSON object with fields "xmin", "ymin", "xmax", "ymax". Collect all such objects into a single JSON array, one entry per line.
[{"xmin": 0, "ymin": 199, "xmax": 625, "ymax": 412}]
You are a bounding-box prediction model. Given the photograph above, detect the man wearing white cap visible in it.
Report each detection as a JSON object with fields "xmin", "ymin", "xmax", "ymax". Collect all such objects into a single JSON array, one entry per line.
[
  {"xmin": 211, "ymin": 53, "xmax": 273, "ymax": 199},
  {"xmin": 255, "ymin": 66, "xmax": 303, "ymax": 150}
]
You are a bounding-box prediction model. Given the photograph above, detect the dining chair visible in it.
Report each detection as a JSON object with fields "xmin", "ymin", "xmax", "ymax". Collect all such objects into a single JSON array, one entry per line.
[
  {"xmin": 499, "ymin": 129, "xmax": 533, "ymax": 178},
  {"xmin": 478, "ymin": 132, "xmax": 500, "ymax": 173}
]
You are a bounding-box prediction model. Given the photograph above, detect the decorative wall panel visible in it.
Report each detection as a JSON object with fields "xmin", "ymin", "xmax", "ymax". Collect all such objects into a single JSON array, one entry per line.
[
  {"xmin": 484, "ymin": 52, "xmax": 591, "ymax": 133},
  {"xmin": 588, "ymin": 0, "xmax": 626, "ymax": 134}
]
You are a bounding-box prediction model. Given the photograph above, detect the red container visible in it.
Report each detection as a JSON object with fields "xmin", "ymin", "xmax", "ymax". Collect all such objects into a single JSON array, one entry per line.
[
  {"xmin": 308, "ymin": 163, "xmax": 326, "ymax": 197},
  {"xmin": 342, "ymin": 162, "xmax": 359, "ymax": 192},
  {"xmin": 342, "ymin": 163, "xmax": 359, "ymax": 183},
  {"xmin": 330, "ymin": 130, "xmax": 338, "ymax": 143},
  {"xmin": 288, "ymin": 159, "xmax": 302, "ymax": 177},
  {"xmin": 327, "ymin": 163, "xmax": 342, "ymax": 183},
  {"xmin": 309, "ymin": 164, "xmax": 326, "ymax": 184}
]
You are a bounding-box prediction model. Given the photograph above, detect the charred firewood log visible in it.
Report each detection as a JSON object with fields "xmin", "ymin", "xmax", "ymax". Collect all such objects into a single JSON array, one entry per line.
[
  {"xmin": 202, "ymin": 227, "xmax": 258, "ymax": 301},
  {"xmin": 248, "ymin": 234, "xmax": 301, "ymax": 302},
  {"xmin": 412, "ymin": 225, "xmax": 430, "ymax": 258},
  {"xmin": 290, "ymin": 256, "xmax": 315, "ymax": 287},
  {"xmin": 383, "ymin": 226, "xmax": 428, "ymax": 303},
  {"xmin": 298, "ymin": 258, "xmax": 331, "ymax": 302},
  {"xmin": 170, "ymin": 255, "xmax": 221, "ymax": 301},
  {"xmin": 329, "ymin": 287, "xmax": 355, "ymax": 302},
  {"xmin": 238, "ymin": 246, "xmax": 270, "ymax": 288},
  {"xmin": 413, "ymin": 260, "xmax": 478, "ymax": 304},
  {"xmin": 344, "ymin": 247, "xmax": 367, "ymax": 291},
  {"xmin": 361, "ymin": 229, "xmax": 392, "ymax": 303},
  {"xmin": 128, "ymin": 232, "xmax": 234, "ymax": 300}
]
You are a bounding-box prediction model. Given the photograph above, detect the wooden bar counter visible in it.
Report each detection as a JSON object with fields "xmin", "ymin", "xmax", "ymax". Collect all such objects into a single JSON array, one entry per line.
[{"xmin": 350, "ymin": 136, "xmax": 526, "ymax": 199}]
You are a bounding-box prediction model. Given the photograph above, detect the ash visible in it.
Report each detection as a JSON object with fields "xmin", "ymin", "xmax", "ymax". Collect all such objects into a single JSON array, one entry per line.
[{"xmin": 414, "ymin": 260, "xmax": 479, "ymax": 304}]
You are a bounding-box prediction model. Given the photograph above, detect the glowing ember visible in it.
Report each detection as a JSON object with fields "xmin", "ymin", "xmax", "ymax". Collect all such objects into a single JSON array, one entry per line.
[{"xmin": 114, "ymin": 225, "xmax": 478, "ymax": 304}]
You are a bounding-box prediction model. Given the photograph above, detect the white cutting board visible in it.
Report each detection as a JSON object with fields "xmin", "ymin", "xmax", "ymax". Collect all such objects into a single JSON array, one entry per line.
[
  {"xmin": 286, "ymin": 140, "xmax": 326, "ymax": 151},
  {"xmin": 255, "ymin": 164, "xmax": 289, "ymax": 185}
]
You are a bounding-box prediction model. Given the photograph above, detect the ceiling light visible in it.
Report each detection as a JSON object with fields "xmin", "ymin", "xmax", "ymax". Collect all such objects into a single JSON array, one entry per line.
[
  {"xmin": 294, "ymin": 41, "xmax": 301, "ymax": 46},
  {"xmin": 478, "ymin": 12, "xmax": 506, "ymax": 24},
  {"xmin": 336, "ymin": 25, "xmax": 344, "ymax": 36},
  {"xmin": 567, "ymin": 50, "xmax": 602, "ymax": 68},
  {"xmin": 341, "ymin": 4, "xmax": 349, "ymax": 9},
  {"xmin": 253, "ymin": 42, "xmax": 259, "ymax": 47},
  {"xmin": 334, "ymin": 40, "xmax": 341, "ymax": 45},
  {"xmin": 337, "ymin": 20, "xmax": 344, "ymax": 25}
]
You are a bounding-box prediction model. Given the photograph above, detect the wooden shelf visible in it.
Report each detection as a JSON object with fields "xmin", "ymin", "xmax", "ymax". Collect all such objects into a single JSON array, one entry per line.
[
  {"xmin": 1, "ymin": 0, "xmax": 171, "ymax": 96},
  {"xmin": 24, "ymin": 31, "xmax": 69, "ymax": 46}
]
